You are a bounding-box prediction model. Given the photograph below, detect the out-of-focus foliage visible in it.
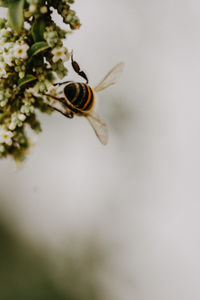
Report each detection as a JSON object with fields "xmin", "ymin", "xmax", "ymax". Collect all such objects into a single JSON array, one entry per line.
[
  {"xmin": 0, "ymin": 219, "xmax": 71, "ymax": 299},
  {"xmin": 0, "ymin": 217, "xmax": 107, "ymax": 300}
]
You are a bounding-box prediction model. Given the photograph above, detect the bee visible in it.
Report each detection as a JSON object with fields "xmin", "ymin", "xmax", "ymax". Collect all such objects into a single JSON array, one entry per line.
[{"xmin": 45, "ymin": 54, "xmax": 124, "ymax": 145}]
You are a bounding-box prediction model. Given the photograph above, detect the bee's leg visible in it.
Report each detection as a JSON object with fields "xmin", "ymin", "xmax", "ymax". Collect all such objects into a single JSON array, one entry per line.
[
  {"xmin": 43, "ymin": 93, "xmax": 73, "ymax": 118},
  {"xmin": 43, "ymin": 93, "xmax": 66, "ymax": 105},
  {"xmin": 71, "ymin": 53, "xmax": 89, "ymax": 84},
  {"xmin": 48, "ymin": 104, "xmax": 73, "ymax": 118},
  {"xmin": 53, "ymin": 81, "xmax": 70, "ymax": 87}
]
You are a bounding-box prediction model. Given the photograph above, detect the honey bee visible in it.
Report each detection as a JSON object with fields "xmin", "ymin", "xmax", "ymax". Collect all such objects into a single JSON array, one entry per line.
[{"xmin": 45, "ymin": 54, "xmax": 124, "ymax": 145}]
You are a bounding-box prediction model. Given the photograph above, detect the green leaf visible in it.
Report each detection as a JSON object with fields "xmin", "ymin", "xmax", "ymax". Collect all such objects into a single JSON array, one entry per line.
[
  {"xmin": 18, "ymin": 74, "xmax": 37, "ymax": 88},
  {"xmin": 0, "ymin": 0, "xmax": 16, "ymax": 7},
  {"xmin": 32, "ymin": 17, "xmax": 46, "ymax": 42},
  {"xmin": 7, "ymin": 0, "xmax": 24, "ymax": 31},
  {"xmin": 28, "ymin": 42, "xmax": 49, "ymax": 58},
  {"xmin": 0, "ymin": 2, "xmax": 8, "ymax": 7}
]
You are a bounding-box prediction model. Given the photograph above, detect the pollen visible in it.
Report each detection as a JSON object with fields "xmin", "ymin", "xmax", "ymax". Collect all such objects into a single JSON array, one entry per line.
[
  {"xmin": 17, "ymin": 49, "xmax": 23, "ymax": 54},
  {"xmin": 56, "ymin": 51, "xmax": 62, "ymax": 57}
]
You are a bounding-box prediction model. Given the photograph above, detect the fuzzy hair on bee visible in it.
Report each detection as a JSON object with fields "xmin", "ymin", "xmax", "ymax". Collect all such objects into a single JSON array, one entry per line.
[{"xmin": 44, "ymin": 54, "xmax": 124, "ymax": 145}]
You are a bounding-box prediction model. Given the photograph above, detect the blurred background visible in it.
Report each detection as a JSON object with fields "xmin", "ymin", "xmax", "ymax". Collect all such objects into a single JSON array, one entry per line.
[{"xmin": 1, "ymin": 0, "xmax": 200, "ymax": 299}]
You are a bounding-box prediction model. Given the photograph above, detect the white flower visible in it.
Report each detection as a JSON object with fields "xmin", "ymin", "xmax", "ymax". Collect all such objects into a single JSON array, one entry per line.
[
  {"xmin": 29, "ymin": 4, "xmax": 37, "ymax": 13},
  {"xmin": 0, "ymin": 62, "xmax": 7, "ymax": 78},
  {"xmin": 8, "ymin": 123, "xmax": 16, "ymax": 131},
  {"xmin": 0, "ymin": 128, "xmax": 14, "ymax": 146},
  {"xmin": 3, "ymin": 42, "xmax": 14, "ymax": 50},
  {"xmin": 0, "ymin": 29, "xmax": 7, "ymax": 37},
  {"xmin": 48, "ymin": 86, "xmax": 57, "ymax": 94},
  {"xmin": 0, "ymin": 28, "xmax": 11, "ymax": 37},
  {"xmin": 2, "ymin": 43, "xmax": 14, "ymax": 66},
  {"xmin": 26, "ymin": 84, "xmax": 40, "ymax": 98},
  {"xmin": 2, "ymin": 42, "xmax": 14, "ymax": 52},
  {"xmin": 0, "ymin": 100, "xmax": 7, "ymax": 107},
  {"xmin": 18, "ymin": 114, "xmax": 26, "ymax": 121},
  {"xmin": 19, "ymin": 71, "xmax": 25, "ymax": 79},
  {"xmin": 52, "ymin": 47, "xmax": 69, "ymax": 63},
  {"xmin": 40, "ymin": 6, "xmax": 48, "ymax": 14},
  {"xmin": 3, "ymin": 52, "xmax": 13, "ymax": 66},
  {"xmin": 13, "ymin": 43, "xmax": 29, "ymax": 59}
]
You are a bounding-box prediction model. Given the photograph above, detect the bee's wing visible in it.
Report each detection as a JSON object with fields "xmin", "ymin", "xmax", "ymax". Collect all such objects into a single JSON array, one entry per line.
[
  {"xmin": 94, "ymin": 62, "xmax": 124, "ymax": 93},
  {"xmin": 63, "ymin": 92, "xmax": 108, "ymax": 144},
  {"xmin": 86, "ymin": 112, "xmax": 108, "ymax": 145}
]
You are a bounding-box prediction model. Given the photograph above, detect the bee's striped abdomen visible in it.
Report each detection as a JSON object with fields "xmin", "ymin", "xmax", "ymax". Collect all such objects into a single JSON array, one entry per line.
[{"xmin": 64, "ymin": 82, "xmax": 94, "ymax": 113}]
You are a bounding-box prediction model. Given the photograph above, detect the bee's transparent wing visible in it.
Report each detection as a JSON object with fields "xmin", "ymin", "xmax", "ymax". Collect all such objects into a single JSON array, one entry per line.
[
  {"xmin": 94, "ymin": 62, "xmax": 124, "ymax": 93},
  {"xmin": 86, "ymin": 112, "xmax": 108, "ymax": 145},
  {"xmin": 63, "ymin": 90, "xmax": 108, "ymax": 144}
]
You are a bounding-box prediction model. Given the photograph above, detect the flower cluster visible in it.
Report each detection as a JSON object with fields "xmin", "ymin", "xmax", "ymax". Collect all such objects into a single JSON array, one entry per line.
[{"xmin": 0, "ymin": 0, "xmax": 80, "ymax": 161}]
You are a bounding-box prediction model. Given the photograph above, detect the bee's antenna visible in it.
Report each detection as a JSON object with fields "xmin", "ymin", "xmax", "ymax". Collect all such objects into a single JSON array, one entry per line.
[{"xmin": 71, "ymin": 52, "xmax": 89, "ymax": 84}]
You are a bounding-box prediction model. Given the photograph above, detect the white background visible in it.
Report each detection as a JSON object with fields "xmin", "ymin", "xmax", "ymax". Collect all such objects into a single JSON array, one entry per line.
[{"xmin": 1, "ymin": 0, "xmax": 200, "ymax": 299}]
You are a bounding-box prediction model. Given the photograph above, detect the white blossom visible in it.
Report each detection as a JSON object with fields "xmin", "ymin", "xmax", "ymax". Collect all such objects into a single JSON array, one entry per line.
[
  {"xmin": 0, "ymin": 28, "xmax": 10, "ymax": 37},
  {"xmin": 0, "ymin": 100, "xmax": 7, "ymax": 107},
  {"xmin": 40, "ymin": 6, "xmax": 48, "ymax": 14},
  {"xmin": 13, "ymin": 43, "xmax": 29, "ymax": 59},
  {"xmin": 29, "ymin": 4, "xmax": 37, "ymax": 13},
  {"xmin": 3, "ymin": 52, "xmax": 13, "ymax": 66},
  {"xmin": 9, "ymin": 112, "xmax": 27, "ymax": 131},
  {"xmin": 19, "ymin": 71, "xmax": 25, "ymax": 79},
  {"xmin": 2, "ymin": 42, "xmax": 14, "ymax": 66},
  {"xmin": 3, "ymin": 42, "xmax": 14, "ymax": 50},
  {"xmin": 0, "ymin": 62, "xmax": 7, "ymax": 77},
  {"xmin": 18, "ymin": 114, "xmax": 26, "ymax": 121},
  {"xmin": 26, "ymin": 84, "xmax": 41, "ymax": 98},
  {"xmin": 52, "ymin": 47, "xmax": 69, "ymax": 63},
  {"xmin": 0, "ymin": 128, "xmax": 14, "ymax": 146},
  {"xmin": 8, "ymin": 123, "xmax": 16, "ymax": 131}
]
